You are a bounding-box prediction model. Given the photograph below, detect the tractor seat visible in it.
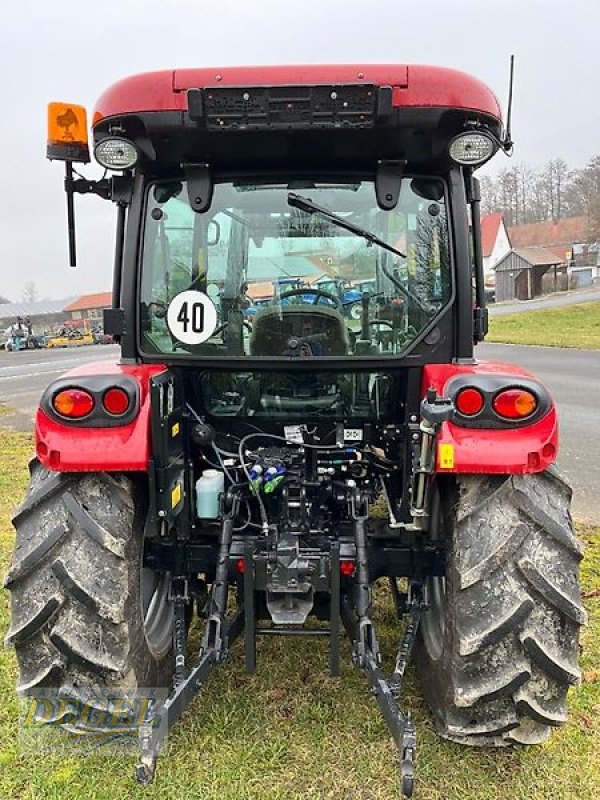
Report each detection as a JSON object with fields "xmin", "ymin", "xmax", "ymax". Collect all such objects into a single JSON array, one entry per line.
[{"xmin": 249, "ymin": 306, "xmax": 350, "ymax": 357}]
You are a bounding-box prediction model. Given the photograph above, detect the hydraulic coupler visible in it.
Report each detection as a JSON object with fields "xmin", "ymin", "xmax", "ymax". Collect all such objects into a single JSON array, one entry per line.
[{"xmin": 411, "ymin": 388, "xmax": 454, "ymax": 527}]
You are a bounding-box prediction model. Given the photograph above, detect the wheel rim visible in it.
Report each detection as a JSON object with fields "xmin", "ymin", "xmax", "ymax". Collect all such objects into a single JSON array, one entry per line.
[
  {"xmin": 140, "ymin": 521, "xmax": 173, "ymax": 659},
  {"xmin": 420, "ymin": 488, "xmax": 447, "ymax": 661}
]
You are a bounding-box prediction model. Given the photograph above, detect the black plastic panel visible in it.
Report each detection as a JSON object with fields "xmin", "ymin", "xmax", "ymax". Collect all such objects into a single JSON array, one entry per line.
[{"xmin": 196, "ymin": 84, "xmax": 379, "ymax": 131}]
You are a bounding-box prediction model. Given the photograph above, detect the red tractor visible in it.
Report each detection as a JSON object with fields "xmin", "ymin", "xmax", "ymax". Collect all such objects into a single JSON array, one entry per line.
[{"xmin": 5, "ymin": 64, "xmax": 585, "ymax": 795}]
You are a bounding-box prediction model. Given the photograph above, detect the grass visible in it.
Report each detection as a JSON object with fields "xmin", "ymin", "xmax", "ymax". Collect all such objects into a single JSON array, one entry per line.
[
  {"xmin": 0, "ymin": 428, "xmax": 599, "ymax": 799},
  {"xmin": 487, "ymin": 301, "xmax": 600, "ymax": 349}
]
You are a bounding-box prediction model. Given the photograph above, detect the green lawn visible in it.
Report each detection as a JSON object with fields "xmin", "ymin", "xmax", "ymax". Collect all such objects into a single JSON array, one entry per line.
[
  {"xmin": 488, "ymin": 301, "xmax": 600, "ymax": 349},
  {"xmin": 1, "ymin": 429, "xmax": 599, "ymax": 799}
]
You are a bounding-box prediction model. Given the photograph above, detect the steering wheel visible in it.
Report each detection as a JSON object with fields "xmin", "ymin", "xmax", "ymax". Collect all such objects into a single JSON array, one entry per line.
[
  {"xmin": 278, "ymin": 287, "xmax": 342, "ymax": 309},
  {"xmin": 213, "ymin": 319, "xmax": 254, "ymax": 337}
]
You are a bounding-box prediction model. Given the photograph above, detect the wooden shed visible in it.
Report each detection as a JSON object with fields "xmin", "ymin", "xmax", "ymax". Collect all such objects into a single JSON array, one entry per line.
[{"xmin": 494, "ymin": 247, "xmax": 565, "ymax": 302}]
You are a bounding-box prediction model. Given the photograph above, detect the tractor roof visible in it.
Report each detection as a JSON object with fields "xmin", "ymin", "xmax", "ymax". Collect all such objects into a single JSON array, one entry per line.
[
  {"xmin": 93, "ymin": 64, "xmax": 501, "ymax": 123},
  {"xmin": 91, "ymin": 65, "xmax": 503, "ymax": 172}
]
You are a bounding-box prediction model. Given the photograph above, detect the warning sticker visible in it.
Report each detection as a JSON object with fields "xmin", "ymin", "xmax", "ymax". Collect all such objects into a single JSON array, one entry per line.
[
  {"xmin": 171, "ymin": 482, "xmax": 182, "ymax": 509},
  {"xmin": 344, "ymin": 428, "xmax": 363, "ymax": 442},
  {"xmin": 167, "ymin": 290, "xmax": 218, "ymax": 345},
  {"xmin": 284, "ymin": 425, "xmax": 304, "ymax": 444},
  {"xmin": 438, "ymin": 443, "xmax": 455, "ymax": 470}
]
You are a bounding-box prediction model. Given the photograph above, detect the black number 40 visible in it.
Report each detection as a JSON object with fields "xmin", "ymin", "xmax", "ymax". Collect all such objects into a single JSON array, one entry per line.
[{"xmin": 177, "ymin": 301, "xmax": 204, "ymax": 333}]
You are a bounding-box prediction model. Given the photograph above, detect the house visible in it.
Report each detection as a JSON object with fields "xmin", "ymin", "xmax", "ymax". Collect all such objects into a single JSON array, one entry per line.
[
  {"xmin": 481, "ymin": 212, "xmax": 511, "ymax": 284},
  {"xmin": 494, "ymin": 247, "xmax": 565, "ymax": 302},
  {"xmin": 63, "ymin": 292, "xmax": 113, "ymax": 322},
  {"xmin": 508, "ymin": 216, "xmax": 589, "ymax": 252},
  {"xmin": 508, "ymin": 216, "xmax": 599, "ymax": 288}
]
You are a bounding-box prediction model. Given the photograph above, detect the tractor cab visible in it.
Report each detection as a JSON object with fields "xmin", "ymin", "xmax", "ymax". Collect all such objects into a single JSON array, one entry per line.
[
  {"xmin": 50, "ymin": 65, "xmax": 504, "ymax": 426},
  {"xmin": 85, "ymin": 65, "xmax": 503, "ymax": 371}
]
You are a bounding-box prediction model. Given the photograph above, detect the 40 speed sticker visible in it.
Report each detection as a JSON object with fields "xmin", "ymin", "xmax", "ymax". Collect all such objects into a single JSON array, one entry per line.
[{"xmin": 167, "ymin": 290, "xmax": 218, "ymax": 345}]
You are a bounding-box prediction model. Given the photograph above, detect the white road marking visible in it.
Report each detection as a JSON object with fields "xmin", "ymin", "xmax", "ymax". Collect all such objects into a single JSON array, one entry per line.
[
  {"xmin": 0, "ymin": 369, "xmax": 80, "ymax": 381},
  {"xmin": 0, "ymin": 357, "xmax": 98, "ymax": 374}
]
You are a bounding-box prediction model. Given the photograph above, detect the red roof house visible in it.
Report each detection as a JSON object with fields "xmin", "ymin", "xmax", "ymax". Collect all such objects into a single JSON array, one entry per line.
[
  {"xmin": 480, "ymin": 213, "xmax": 511, "ymax": 282},
  {"xmin": 63, "ymin": 292, "xmax": 112, "ymax": 320},
  {"xmin": 508, "ymin": 216, "xmax": 590, "ymax": 263}
]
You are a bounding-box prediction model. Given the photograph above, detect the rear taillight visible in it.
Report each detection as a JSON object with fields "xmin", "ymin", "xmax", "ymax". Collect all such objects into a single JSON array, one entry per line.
[
  {"xmin": 455, "ymin": 387, "xmax": 485, "ymax": 416},
  {"xmin": 102, "ymin": 387, "xmax": 130, "ymax": 416},
  {"xmin": 52, "ymin": 389, "xmax": 95, "ymax": 419},
  {"xmin": 492, "ymin": 389, "xmax": 537, "ymax": 420}
]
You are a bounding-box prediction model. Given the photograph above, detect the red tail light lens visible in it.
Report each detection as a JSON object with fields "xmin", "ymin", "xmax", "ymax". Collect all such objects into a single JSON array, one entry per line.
[
  {"xmin": 493, "ymin": 389, "xmax": 537, "ymax": 419},
  {"xmin": 53, "ymin": 389, "xmax": 94, "ymax": 419},
  {"xmin": 102, "ymin": 387, "xmax": 130, "ymax": 415},
  {"xmin": 455, "ymin": 387, "xmax": 485, "ymax": 416}
]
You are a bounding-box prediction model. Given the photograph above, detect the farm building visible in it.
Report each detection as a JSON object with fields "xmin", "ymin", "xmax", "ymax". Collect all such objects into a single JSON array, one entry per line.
[
  {"xmin": 494, "ymin": 247, "xmax": 565, "ymax": 302},
  {"xmin": 481, "ymin": 212, "xmax": 511, "ymax": 283},
  {"xmin": 0, "ymin": 299, "xmax": 75, "ymax": 335},
  {"xmin": 64, "ymin": 292, "xmax": 113, "ymax": 321}
]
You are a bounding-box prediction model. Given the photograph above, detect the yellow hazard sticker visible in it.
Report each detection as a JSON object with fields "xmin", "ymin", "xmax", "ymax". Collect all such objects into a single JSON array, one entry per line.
[
  {"xmin": 438, "ymin": 443, "xmax": 455, "ymax": 469},
  {"xmin": 171, "ymin": 422, "xmax": 180, "ymax": 438},
  {"xmin": 171, "ymin": 482, "xmax": 182, "ymax": 508}
]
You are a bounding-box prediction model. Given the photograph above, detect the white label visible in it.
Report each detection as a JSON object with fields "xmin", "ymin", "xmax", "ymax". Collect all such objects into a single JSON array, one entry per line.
[
  {"xmin": 167, "ymin": 291, "xmax": 218, "ymax": 345},
  {"xmin": 344, "ymin": 428, "xmax": 363, "ymax": 442},
  {"xmin": 284, "ymin": 425, "xmax": 304, "ymax": 444}
]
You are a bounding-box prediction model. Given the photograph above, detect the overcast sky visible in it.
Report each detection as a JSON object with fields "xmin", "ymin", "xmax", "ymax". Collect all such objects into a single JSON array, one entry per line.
[{"xmin": 0, "ymin": 0, "xmax": 597, "ymax": 302}]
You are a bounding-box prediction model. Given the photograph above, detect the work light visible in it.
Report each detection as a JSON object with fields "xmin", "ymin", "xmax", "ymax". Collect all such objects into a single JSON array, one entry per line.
[
  {"xmin": 94, "ymin": 137, "xmax": 138, "ymax": 170},
  {"xmin": 448, "ymin": 131, "xmax": 496, "ymax": 165}
]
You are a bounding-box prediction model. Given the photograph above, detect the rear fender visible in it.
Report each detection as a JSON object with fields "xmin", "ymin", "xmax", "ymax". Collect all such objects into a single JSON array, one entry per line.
[
  {"xmin": 423, "ymin": 361, "xmax": 559, "ymax": 474},
  {"xmin": 35, "ymin": 361, "xmax": 166, "ymax": 472}
]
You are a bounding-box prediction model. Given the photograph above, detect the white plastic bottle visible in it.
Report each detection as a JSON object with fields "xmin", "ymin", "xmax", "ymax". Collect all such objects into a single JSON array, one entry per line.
[{"xmin": 195, "ymin": 469, "xmax": 225, "ymax": 519}]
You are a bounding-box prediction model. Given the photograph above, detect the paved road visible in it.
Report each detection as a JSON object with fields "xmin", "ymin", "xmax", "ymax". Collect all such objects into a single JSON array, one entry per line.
[
  {"xmin": 1, "ymin": 342, "xmax": 598, "ymax": 522},
  {"xmin": 489, "ymin": 286, "xmax": 600, "ymax": 316},
  {"xmin": 0, "ymin": 345, "xmax": 120, "ymax": 428},
  {"xmin": 478, "ymin": 343, "xmax": 600, "ymax": 523}
]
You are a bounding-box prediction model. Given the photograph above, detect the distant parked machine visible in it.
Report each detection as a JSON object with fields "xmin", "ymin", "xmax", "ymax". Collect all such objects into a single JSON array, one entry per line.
[
  {"xmin": 4, "ymin": 332, "xmax": 45, "ymax": 351},
  {"xmin": 45, "ymin": 321, "xmax": 94, "ymax": 348},
  {"xmin": 3, "ymin": 319, "xmax": 45, "ymax": 351}
]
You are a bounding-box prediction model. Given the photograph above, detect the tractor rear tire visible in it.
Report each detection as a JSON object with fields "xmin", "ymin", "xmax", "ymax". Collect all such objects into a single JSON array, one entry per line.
[
  {"xmin": 4, "ymin": 460, "xmax": 172, "ymax": 721},
  {"xmin": 415, "ymin": 469, "xmax": 585, "ymax": 746}
]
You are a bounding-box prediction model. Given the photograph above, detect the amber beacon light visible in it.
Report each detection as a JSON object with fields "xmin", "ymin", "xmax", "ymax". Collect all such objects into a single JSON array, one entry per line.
[{"xmin": 47, "ymin": 102, "xmax": 90, "ymax": 163}]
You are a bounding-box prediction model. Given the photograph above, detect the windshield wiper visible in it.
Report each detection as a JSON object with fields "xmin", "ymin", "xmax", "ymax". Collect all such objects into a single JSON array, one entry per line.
[
  {"xmin": 288, "ymin": 192, "xmax": 406, "ymax": 260},
  {"xmin": 287, "ymin": 193, "xmax": 434, "ymax": 315}
]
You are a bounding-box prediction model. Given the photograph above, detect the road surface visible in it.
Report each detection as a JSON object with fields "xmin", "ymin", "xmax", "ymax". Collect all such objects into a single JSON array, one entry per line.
[
  {"xmin": 489, "ymin": 286, "xmax": 600, "ymax": 316},
  {"xmin": 1, "ymin": 342, "xmax": 598, "ymax": 522},
  {"xmin": 478, "ymin": 343, "xmax": 599, "ymax": 523},
  {"xmin": 0, "ymin": 345, "xmax": 120, "ymax": 428}
]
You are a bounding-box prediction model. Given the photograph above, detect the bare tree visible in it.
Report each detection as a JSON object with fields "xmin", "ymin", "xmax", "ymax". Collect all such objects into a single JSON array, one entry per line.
[
  {"xmin": 22, "ymin": 282, "xmax": 38, "ymax": 303},
  {"xmin": 479, "ymin": 174, "xmax": 501, "ymax": 216},
  {"xmin": 567, "ymin": 156, "xmax": 600, "ymax": 238},
  {"xmin": 540, "ymin": 158, "xmax": 569, "ymax": 221},
  {"xmin": 480, "ymin": 156, "xmax": 597, "ymax": 226}
]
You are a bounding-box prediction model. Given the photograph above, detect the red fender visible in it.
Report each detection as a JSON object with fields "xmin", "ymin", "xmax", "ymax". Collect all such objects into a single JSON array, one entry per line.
[
  {"xmin": 423, "ymin": 361, "xmax": 559, "ymax": 475},
  {"xmin": 35, "ymin": 358, "xmax": 557, "ymax": 476},
  {"xmin": 35, "ymin": 361, "xmax": 166, "ymax": 472}
]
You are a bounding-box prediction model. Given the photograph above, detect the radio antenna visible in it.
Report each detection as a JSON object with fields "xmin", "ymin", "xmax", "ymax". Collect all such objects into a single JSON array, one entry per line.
[{"xmin": 503, "ymin": 54, "xmax": 515, "ymax": 154}]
